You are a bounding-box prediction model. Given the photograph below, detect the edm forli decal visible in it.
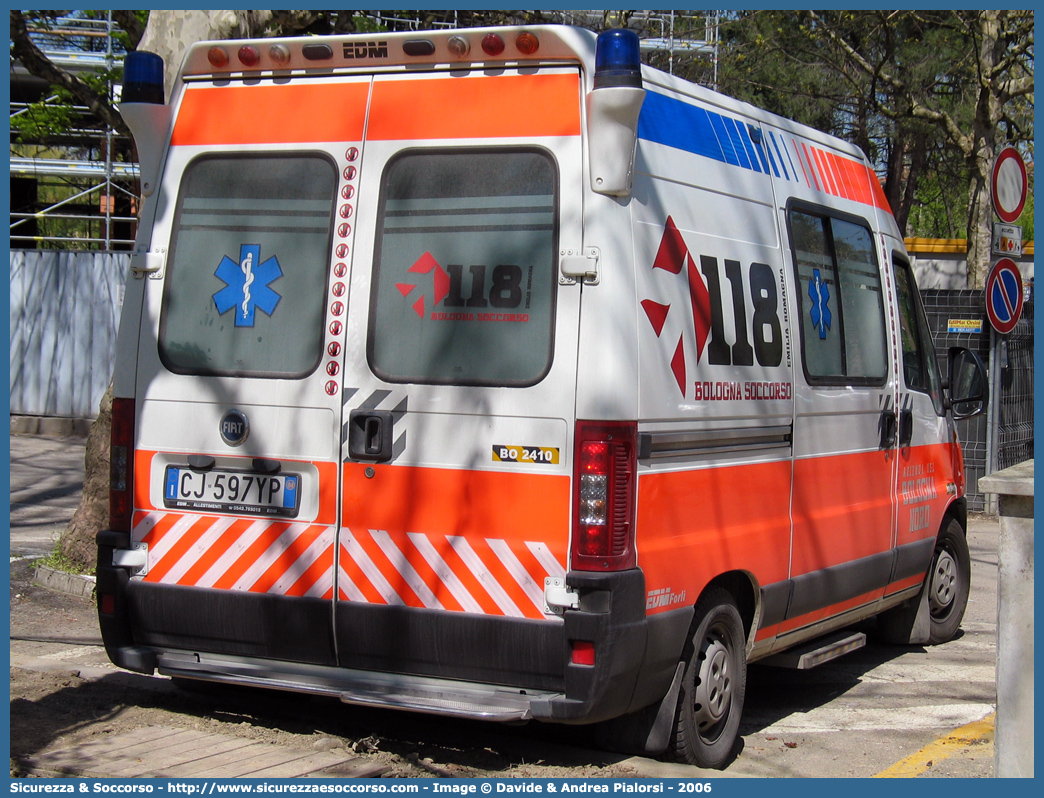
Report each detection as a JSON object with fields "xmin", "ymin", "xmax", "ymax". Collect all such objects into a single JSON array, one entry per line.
[{"xmin": 213, "ymin": 244, "xmax": 283, "ymax": 327}]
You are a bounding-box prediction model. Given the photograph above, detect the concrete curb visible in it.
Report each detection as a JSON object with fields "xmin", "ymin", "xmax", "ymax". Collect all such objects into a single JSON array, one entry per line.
[
  {"xmin": 11, "ymin": 414, "xmax": 93, "ymax": 437},
  {"xmin": 33, "ymin": 563, "xmax": 96, "ymax": 599}
]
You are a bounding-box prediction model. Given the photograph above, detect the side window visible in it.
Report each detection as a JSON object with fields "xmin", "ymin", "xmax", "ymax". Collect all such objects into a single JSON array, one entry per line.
[
  {"xmin": 368, "ymin": 148, "xmax": 558, "ymax": 386},
  {"xmin": 159, "ymin": 154, "xmax": 336, "ymax": 377},
  {"xmin": 788, "ymin": 207, "xmax": 887, "ymax": 384},
  {"xmin": 893, "ymin": 256, "xmax": 946, "ymax": 415}
]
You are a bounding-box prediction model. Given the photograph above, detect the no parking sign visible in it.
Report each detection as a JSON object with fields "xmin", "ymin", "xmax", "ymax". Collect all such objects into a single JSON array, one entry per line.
[{"xmin": 985, "ymin": 258, "xmax": 1024, "ymax": 334}]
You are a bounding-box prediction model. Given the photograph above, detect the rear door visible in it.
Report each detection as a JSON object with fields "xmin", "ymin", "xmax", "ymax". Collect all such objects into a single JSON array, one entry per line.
[
  {"xmin": 130, "ymin": 67, "xmax": 584, "ymax": 670},
  {"xmin": 128, "ymin": 76, "xmax": 373, "ymax": 664},
  {"xmin": 334, "ymin": 69, "xmax": 584, "ymax": 679}
]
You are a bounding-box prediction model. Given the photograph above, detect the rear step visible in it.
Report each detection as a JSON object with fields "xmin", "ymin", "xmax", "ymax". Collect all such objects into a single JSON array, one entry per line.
[{"xmin": 759, "ymin": 631, "xmax": 866, "ymax": 670}]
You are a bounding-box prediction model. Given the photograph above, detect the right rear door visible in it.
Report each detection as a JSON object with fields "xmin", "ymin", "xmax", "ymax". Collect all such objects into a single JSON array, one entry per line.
[{"xmin": 332, "ymin": 67, "xmax": 586, "ymax": 678}]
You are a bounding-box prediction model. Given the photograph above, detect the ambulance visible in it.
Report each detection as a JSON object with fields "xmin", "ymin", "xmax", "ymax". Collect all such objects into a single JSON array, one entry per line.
[{"xmin": 98, "ymin": 26, "xmax": 988, "ymax": 768}]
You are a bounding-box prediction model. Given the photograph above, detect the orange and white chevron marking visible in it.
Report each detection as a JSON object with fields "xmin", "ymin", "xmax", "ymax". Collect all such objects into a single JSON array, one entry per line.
[
  {"xmin": 133, "ymin": 512, "xmax": 335, "ymax": 598},
  {"xmin": 338, "ymin": 528, "xmax": 566, "ymax": 619}
]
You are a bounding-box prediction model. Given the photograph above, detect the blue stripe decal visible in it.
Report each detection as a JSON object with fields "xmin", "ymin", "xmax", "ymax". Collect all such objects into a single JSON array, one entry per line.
[
  {"xmin": 761, "ymin": 138, "xmax": 780, "ymax": 178},
  {"xmin": 711, "ymin": 113, "xmax": 747, "ymax": 169},
  {"xmin": 637, "ymin": 91, "xmax": 726, "ymax": 164},
  {"xmin": 734, "ymin": 119, "xmax": 765, "ymax": 174},
  {"xmin": 639, "ymin": 91, "xmax": 770, "ymax": 177},
  {"xmin": 751, "ymin": 135, "xmax": 772, "ymax": 175},
  {"xmin": 767, "ymin": 132, "xmax": 788, "ymax": 180}
]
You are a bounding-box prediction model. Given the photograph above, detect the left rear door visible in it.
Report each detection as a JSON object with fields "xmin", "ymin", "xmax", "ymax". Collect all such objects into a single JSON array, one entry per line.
[{"xmin": 126, "ymin": 76, "xmax": 370, "ymax": 665}]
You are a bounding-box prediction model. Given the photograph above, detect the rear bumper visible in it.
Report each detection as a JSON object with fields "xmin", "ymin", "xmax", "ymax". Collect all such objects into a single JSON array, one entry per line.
[{"xmin": 97, "ymin": 531, "xmax": 691, "ymax": 723}]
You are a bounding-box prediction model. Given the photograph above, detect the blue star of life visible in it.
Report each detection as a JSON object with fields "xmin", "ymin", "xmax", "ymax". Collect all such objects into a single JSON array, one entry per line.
[
  {"xmin": 808, "ymin": 268, "xmax": 832, "ymax": 339},
  {"xmin": 213, "ymin": 244, "xmax": 283, "ymax": 327}
]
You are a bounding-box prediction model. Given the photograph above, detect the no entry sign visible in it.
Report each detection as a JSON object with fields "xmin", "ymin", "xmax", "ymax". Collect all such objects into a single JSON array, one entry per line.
[
  {"xmin": 991, "ymin": 146, "xmax": 1028, "ymax": 224},
  {"xmin": 985, "ymin": 258, "xmax": 1024, "ymax": 334}
]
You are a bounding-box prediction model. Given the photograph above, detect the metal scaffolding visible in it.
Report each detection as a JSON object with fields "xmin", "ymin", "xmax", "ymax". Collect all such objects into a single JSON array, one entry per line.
[{"xmin": 10, "ymin": 12, "xmax": 138, "ymax": 250}]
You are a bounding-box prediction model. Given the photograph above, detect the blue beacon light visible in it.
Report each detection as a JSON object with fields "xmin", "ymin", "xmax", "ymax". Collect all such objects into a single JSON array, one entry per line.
[
  {"xmin": 122, "ymin": 50, "xmax": 165, "ymax": 104},
  {"xmin": 594, "ymin": 29, "xmax": 643, "ymax": 89}
]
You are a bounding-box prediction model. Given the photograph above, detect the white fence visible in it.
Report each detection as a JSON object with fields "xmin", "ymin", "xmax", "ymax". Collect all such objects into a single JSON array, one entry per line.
[{"xmin": 10, "ymin": 251, "xmax": 129, "ymax": 419}]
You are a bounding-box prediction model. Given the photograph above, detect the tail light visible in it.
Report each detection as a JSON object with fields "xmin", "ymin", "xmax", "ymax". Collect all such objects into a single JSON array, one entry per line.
[
  {"xmin": 571, "ymin": 421, "xmax": 637, "ymax": 571},
  {"xmin": 109, "ymin": 397, "xmax": 135, "ymax": 532}
]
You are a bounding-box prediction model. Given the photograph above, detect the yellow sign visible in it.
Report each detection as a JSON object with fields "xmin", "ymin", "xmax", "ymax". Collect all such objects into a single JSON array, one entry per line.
[{"xmin": 492, "ymin": 445, "xmax": 560, "ymax": 465}]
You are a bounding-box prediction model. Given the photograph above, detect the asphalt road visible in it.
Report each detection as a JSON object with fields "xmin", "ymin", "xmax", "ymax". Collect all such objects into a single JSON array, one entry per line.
[{"xmin": 8, "ymin": 430, "xmax": 999, "ymax": 778}]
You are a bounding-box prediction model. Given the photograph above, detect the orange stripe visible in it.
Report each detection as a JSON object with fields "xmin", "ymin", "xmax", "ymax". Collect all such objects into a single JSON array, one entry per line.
[
  {"xmin": 249, "ymin": 525, "xmax": 323, "ymax": 594},
  {"xmin": 211, "ymin": 522, "xmax": 290, "ymax": 590},
  {"xmin": 342, "ymin": 463, "xmax": 570, "ymax": 542},
  {"xmin": 791, "ymin": 449, "xmax": 893, "ymax": 576},
  {"xmin": 286, "ymin": 545, "xmax": 334, "ymax": 598},
  {"xmin": 429, "ymin": 536, "xmax": 502, "ymax": 615},
  {"xmin": 339, "ymin": 541, "xmax": 388, "ymax": 605},
  {"xmin": 349, "ymin": 529, "xmax": 427, "ymax": 608},
  {"xmin": 177, "ymin": 518, "xmax": 254, "ymax": 586},
  {"xmin": 779, "ymin": 587, "xmax": 883, "ymax": 633},
  {"xmin": 869, "ymin": 169, "xmax": 893, "ymax": 212},
  {"xmin": 886, "ymin": 572, "xmax": 925, "ymax": 595},
  {"xmin": 367, "ymin": 73, "xmax": 581, "ymax": 140},
  {"xmin": 171, "ymin": 82, "xmax": 369, "ymax": 146},
  {"xmin": 145, "ymin": 514, "xmax": 218, "ymax": 583},
  {"xmin": 139, "ymin": 511, "xmax": 181, "ymax": 548},
  {"xmin": 468, "ymin": 536, "xmax": 542, "ymax": 618},
  {"xmin": 636, "ymin": 459, "xmax": 793, "ymax": 615},
  {"xmin": 134, "ymin": 450, "xmax": 158, "ymax": 512}
]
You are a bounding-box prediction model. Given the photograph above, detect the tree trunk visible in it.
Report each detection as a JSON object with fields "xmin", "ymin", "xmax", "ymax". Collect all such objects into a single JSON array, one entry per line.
[
  {"xmin": 57, "ymin": 11, "xmax": 274, "ymax": 572},
  {"xmin": 58, "ymin": 385, "xmax": 112, "ymax": 572}
]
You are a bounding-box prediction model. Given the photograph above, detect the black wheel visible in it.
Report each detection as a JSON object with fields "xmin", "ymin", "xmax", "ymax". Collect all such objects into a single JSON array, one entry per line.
[
  {"xmin": 925, "ymin": 519, "xmax": 971, "ymax": 644},
  {"xmin": 667, "ymin": 586, "xmax": 746, "ymax": 769}
]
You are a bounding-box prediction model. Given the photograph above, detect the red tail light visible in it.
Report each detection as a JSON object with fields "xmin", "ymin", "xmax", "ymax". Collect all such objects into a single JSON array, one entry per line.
[
  {"xmin": 571, "ymin": 421, "xmax": 637, "ymax": 571},
  {"xmin": 109, "ymin": 397, "xmax": 135, "ymax": 532}
]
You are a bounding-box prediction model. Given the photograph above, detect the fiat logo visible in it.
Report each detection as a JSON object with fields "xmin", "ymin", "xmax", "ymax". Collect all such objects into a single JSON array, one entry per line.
[{"xmin": 219, "ymin": 409, "xmax": 249, "ymax": 447}]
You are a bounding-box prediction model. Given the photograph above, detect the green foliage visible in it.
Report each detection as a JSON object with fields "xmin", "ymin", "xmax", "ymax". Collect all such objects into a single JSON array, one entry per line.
[{"xmin": 36, "ymin": 543, "xmax": 94, "ymax": 577}]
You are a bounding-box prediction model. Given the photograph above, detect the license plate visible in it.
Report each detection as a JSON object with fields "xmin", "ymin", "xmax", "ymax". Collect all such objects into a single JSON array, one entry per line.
[{"xmin": 163, "ymin": 466, "xmax": 301, "ymax": 518}]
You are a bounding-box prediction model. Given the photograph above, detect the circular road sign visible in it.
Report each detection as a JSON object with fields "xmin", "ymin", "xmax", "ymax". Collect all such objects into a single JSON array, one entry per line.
[
  {"xmin": 985, "ymin": 258, "xmax": 1024, "ymax": 334},
  {"xmin": 991, "ymin": 146, "xmax": 1027, "ymax": 223}
]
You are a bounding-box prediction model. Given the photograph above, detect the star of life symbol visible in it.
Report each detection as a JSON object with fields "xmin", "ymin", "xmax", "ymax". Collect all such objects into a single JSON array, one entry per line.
[
  {"xmin": 213, "ymin": 244, "xmax": 283, "ymax": 327},
  {"xmin": 808, "ymin": 268, "xmax": 832, "ymax": 339},
  {"xmin": 639, "ymin": 216, "xmax": 712, "ymax": 397}
]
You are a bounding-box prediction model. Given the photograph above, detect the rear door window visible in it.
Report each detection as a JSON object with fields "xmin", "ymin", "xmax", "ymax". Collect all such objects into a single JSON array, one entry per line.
[
  {"xmin": 159, "ymin": 154, "xmax": 337, "ymax": 377},
  {"xmin": 368, "ymin": 148, "xmax": 558, "ymax": 386}
]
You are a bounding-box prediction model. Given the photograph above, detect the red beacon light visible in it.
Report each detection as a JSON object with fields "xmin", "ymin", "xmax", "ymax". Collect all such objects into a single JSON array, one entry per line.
[
  {"xmin": 207, "ymin": 46, "xmax": 229, "ymax": 68},
  {"xmin": 238, "ymin": 46, "xmax": 260, "ymax": 67},
  {"xmin": 481, "ymin": 32, "xmax": 505, "ymax": 57},
  {"xmin": 515, "ymin": 32, "xmax": 539, "ymax": 56}
]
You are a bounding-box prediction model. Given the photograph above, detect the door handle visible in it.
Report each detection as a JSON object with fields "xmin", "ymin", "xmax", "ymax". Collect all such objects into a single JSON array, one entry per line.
[
  {"xmin": 898, "ymin": 408, "xmax": 914, "ymax": 448},
  {"xmin": 879, "ymin": 410, "xmax": 897, "ymax": 449},
  {"xmin": 347, "ymin": 409, "xmax": 394, "ymax": 462}
]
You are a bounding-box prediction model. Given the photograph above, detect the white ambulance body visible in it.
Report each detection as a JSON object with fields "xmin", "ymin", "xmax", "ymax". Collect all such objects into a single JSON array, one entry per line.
[{"xmin": 99, "ymin": 26, "xmax": 988, "ymax": 768}]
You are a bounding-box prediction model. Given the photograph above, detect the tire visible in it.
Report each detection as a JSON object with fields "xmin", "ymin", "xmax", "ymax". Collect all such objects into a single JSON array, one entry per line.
[
  {"xmin": 667, "ymin": 586, "xmax": 746, "ymax": 769},
  {"xmin": 925, "ymin": 519, "xmax": 971, "ymax": 644}
]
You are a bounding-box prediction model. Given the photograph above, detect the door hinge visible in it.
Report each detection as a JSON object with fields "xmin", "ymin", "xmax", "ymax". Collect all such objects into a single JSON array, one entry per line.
[{"xmin": 544, "ymin": 576, "xmax": 580, "ymax": 616}]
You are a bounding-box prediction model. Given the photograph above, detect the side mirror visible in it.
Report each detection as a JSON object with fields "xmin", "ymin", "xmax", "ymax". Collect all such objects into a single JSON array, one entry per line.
[{"xmin": 947, "ymin": 347, "xmax": 988, "ymax": 419}]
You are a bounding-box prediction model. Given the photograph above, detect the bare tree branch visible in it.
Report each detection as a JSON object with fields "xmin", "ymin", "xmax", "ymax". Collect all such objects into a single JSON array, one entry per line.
[{"xmin": 10, "ymin": 9, "xmax": 129, "ymax": 135}]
